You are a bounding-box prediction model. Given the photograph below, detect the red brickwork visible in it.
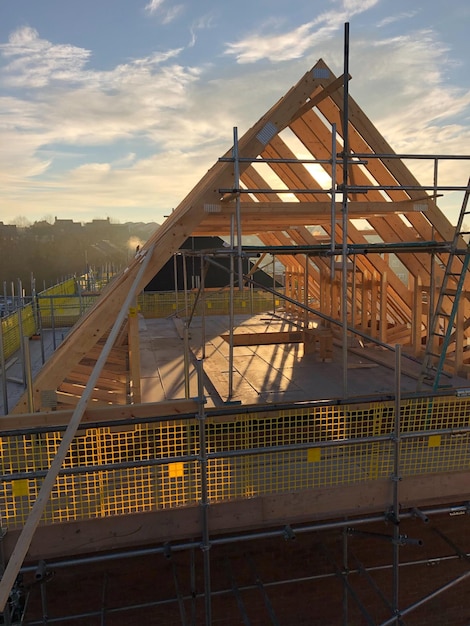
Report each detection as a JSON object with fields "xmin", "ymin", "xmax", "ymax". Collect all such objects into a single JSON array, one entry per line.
[{"xmin": 23, "ymin": 512, "xmax": 470, "ymax": 625}]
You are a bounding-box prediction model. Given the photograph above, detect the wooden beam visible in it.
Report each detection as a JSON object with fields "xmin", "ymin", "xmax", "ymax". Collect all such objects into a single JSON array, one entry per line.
[
  {"xmin": 0, "ymin": 399, "xmax": 199, "ymax": 431},
  {"xmin": 220, "ymin": 330, "xmax": 304, "ymax": 346},
  {"xmin": 195, "ymin": 200, "xmax": 426, "ymax": 234},
  {"xmin": 291, "ymin": 107, "xmax": 435, "ymax": 281},
  {"xmin": 288, "ymin": 73, "xmax": 350, "ymax": 125},
  {"xmin": 71, "ymin": 363, "xmax": 128, "ymax": 384},
  {"xmin": 3, "ymin": 471, "xmax": 470, "ymax": 562},
  {"xmin": 55, "ymin": 391, "xmax": 113, "ymax": 408},
  {"xmin": 246, "ymin": 128, "xmax": 415, "ymax": 319},
  {"xmin": 412, "ymin": 274, "xmax": 423, "ymax": 355},
  {"xmin": 379, "ymin": 272, "xmax": 388, "ymax": 344},
  {"xmin": 320, "ymin": 69, "xmax": 458, "ymax": 243},
  {"xmin": 58, "ymin": 382, "xmax": 126, "ymax": 403}
]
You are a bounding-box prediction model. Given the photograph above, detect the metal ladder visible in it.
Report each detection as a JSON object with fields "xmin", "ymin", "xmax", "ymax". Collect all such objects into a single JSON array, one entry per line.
[{"xmin": 417, "ymin": 178, "xmax": 470, "ymax": 391}]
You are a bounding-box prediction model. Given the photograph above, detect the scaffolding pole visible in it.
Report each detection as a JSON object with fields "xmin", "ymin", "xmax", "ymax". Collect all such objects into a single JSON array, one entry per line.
[
  {"xmin": 200, "ymin": 254, "xmax": 207, "ymax": 360},
  {"xmin": 0, "ymin": 321, "xmax": 8, "ymax": 415},
  {"xmin": 341, "ymin": 22, "xmax": 350, "ymax": 398},
  {"xmin": 392, "ymin": 344, "xmax": 402, "ymax": 623},
  {"xmin": 228, "ymin": 216, "xmax": 236, "ymax": 400},
  {"xmin": 196, "ymin": 359, "xmax": 212, "ymax": 625},
  {"xmin": 330, "ymin": 122, "xmax": 337, "ymax": 279},
  {"xmin": 233, "ymin": 127, "xmax": 244, "ymax": 290}
]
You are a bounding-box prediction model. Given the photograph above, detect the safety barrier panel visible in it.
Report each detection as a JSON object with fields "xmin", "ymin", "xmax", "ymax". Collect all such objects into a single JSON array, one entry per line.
[
  {"xmin": 137, "ymin": 289, "xmax": 281, "ymax": 319},
  {"xmin": 1, "ymin": 287, "xmax": 280, "ymax": 364},
  {"xmin": 37, "ymin": 294, "xmax": 99, "ymax": 329},
  {"xmin": 1, "ymin": 282, "xmax": 280, "ymax": 364},
  {"xmin": 1, "ymin": 394, "xmax": 469, "ymax": 530},
  {"xmin": 1, "ymin": 305, "xmax": 37, "ymax": 362},
  {"xmin": 1, "ymin": 278, "xmax": 79, "ymax": 361}
]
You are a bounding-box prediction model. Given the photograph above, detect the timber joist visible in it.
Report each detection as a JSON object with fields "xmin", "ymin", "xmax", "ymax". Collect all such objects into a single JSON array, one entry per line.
[{"xmin": 50, "ymin": 328, "xmax": 131, "ymax": 410}]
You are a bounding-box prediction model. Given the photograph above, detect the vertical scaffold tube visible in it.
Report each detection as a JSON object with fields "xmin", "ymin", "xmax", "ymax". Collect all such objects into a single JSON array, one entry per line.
[
  {"xmin": 233, "ymin": 127, "xmax": 244, "ymax": 291},
  {"xmin": 200, "ymin": 254, "xmax": 206, "ymax": 360},
  {"xmin": 341, "ymin": 22, "xmax": 350, "ymax": 398},
  {"xmin": 196, "ymin": 360, "xmax": 212, "ymax": 625},
  {"xmin": 0, "ymin": 322, "xmax": 8, "ymax": 415},
  {"xmin": 24, "ymin": 336, "xmax": 34, "ymax": 413},
  {"xmin": 330, "ymin": 122, "xmax": 337, "ymax": 279},
  {"xmin": 228, "ymin": 215, "xmax": 235, "ymax": 399},
  {"xmin": 392, "ymin": 344, "xmax": 402, "ymax": 621}
]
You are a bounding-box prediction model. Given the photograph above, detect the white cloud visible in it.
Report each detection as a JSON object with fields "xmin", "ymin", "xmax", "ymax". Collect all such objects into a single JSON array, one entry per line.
[
  {"xmin": 0, "ymin": 146, "xmax": 217, "ymax": 224},
  {"xmin": 1, "ymin": 13, "xmax": 469, "ymax": 226},
  {"xmin": 224, "ymin": 0, "xmax": 379, "ymax": 64},
  {"xmin": 161, "ymin": 5, "xmax": 184, "ymax": 25},
  {"xmin": 352, "ymin": 31, "xmax": 469, "ymax": 139},
  {"xmin": 377, "ymin": 11, "xmax": 419, "ymax": 28},
  {"xmin": 342, "ymin": 0, "xmax": 377, "ymax": 11},
  {"xmin": 144, "ymin": 0, "xmax": 185, "ymax": 24},
  {"xmin": 225, "ymin": 22, "xmax": 322, "ymax": 64},
  {"xmin": 0, "ymin": 128, "xmax": 52, "ymax": 181},
  {"xmin": 0, "ymin": 30, "xmax": 294, "ymax": 223},
  {"xmin": 0, "ymin": 27, "xmax": 209, "ymax": 222},
  {"xmin": 0, "ymin": 27, "xmax": 90, "ymax": 88},
  {"xmin": 0, "ymin": 29, "xmax": 200, "ymax": 148},
  {"xmin": 344, "ymin": 30, "xmax": 470, "ymax": 220},
  {"xmin": 189, "ymin": 14, "xmax": 215, "ymax": 47},
  {"xmin": 144, "ymin": 0, "xmax": 165, "ymax": 15}
]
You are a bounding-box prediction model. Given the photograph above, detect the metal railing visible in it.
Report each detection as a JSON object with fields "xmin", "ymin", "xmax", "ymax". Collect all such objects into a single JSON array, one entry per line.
[{"xmin": 1, "ymin": 393, "xmax": 469, "ymax": 530}]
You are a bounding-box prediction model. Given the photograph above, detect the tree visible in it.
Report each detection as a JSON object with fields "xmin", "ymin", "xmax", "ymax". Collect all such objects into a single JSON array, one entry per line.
[{"xmin": 10, "ymin": 216, "xmax": 31, "ymax": 229}]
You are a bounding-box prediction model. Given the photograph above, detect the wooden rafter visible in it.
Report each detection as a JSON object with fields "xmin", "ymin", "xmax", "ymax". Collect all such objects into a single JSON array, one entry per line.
[{"xmin": 12, "ymin": 59, "xmax": 470, "ymax": 412}]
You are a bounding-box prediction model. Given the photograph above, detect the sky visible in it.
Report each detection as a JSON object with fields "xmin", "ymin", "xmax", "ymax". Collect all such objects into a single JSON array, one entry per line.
[{"xmin": 1, "ymin": 0, "xmax": 470, "ymax": 226}]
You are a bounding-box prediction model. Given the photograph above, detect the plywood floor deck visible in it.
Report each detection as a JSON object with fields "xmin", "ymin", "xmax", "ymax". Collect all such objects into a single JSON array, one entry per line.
[{"xmin": 139, "ymin": 313, "xmax": 469, "ymax": 407}]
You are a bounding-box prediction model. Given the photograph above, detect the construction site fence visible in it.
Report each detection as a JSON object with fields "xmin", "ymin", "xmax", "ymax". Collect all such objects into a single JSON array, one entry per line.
[
  {"xmin": 1, "ymin": 393, "xmax": 469, "ymax": 531},
  {"xmin": 0, "ymin": 274, "xmax": 120, "ymax": 362},
  {"xmin": 136, "ymin": 289, "xmax": 281, "ymax": 318},
  {"xmin": 1, "ymin": 288, "xmax": 281, "ymax": 363},
  {"xmin": 1, "ymin": 278, "xmax": 79, "ymax": 362}
]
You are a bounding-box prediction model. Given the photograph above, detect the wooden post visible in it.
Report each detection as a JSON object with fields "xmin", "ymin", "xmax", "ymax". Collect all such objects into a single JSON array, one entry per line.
[
  {"xmin": 379, "ymin": 271, "xmax": 388, "ymax": 344},
  {"xmin": 304, "ymin": 255, "xmax": 309, "ymax": 328},
  {"xmin": 361, "ymin": 271, "xmax": 369, "ymax": 333},
  {"xmin": 429, "ymin": 279, "xmax": 441, "ymax": 360},
  {"xmin": 332, "ymin": 278, "xmax": 340, "ymax": 322},
  {"xmin": 412, "ymin": 274, "xmax": 423, "ymax": 356},
  {"xmin": 288, "ymin": 267, "xmax": 294, "ymax": 313},
  {"xmin": 319, "ymin": 268, "xmax": 327, "ymax": 319},
  {"xmin": 455, "ymin": 296, "xmax": 465, "ymax": 373}
]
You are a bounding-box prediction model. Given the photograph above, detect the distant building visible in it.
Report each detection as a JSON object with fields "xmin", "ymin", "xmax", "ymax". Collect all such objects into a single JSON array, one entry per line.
[
  {"xmin": 83, "ymin": 218, "xmax": 129, "ymax": 240},
  {"xmin": 53, "ymin": 217, "xmax": 82, "ymax": 233},
  {"xmin": 0, "ymin": 222, "xmax": 18, "ymax": 241},
  {"xmin": 30, "ymin": 220, "xmax": 55, "ymax": 242}
]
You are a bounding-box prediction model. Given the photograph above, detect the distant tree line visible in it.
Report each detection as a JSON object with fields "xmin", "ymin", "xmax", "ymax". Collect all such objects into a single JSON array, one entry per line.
[{"xmin": 0, "ymin": 218, "xmax": 158, "ymax": 294}]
